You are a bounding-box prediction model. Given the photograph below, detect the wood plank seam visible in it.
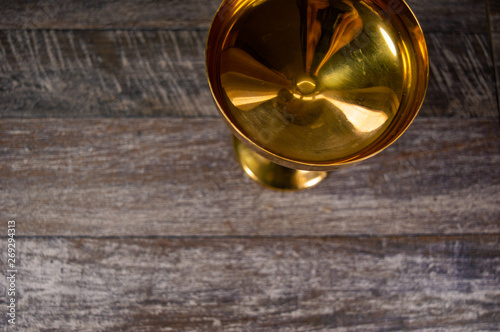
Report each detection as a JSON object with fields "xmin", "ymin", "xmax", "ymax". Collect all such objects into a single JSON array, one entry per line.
[{"xmin": 3, "ymin": 233, "xmax": 500, "ymax": 240}]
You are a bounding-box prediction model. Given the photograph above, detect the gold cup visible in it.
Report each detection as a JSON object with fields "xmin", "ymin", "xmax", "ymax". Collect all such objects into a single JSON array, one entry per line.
[{"xmin": 206, "ymin": 0, "xmax": 428, "ymax": 190}]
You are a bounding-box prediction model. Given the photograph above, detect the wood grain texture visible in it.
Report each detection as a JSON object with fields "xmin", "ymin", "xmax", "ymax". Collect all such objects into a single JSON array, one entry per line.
[
  {"xmin": 0, "ymin": 30, "xmax": 497, "ymax": 118},
  {"xmin": 487, "ymin": 0, "xmax": 500, "ymax": 118},
  {"xmin": 492, "ymin": 32, "xmax": 500, "ymax": 119},
  {"xmin": 0, "ymin": 0, "xmax": 221, "ymax": 29},
  {"xmin": 0, "ymin": 0, "xmax": 489, "ymax": 33},
  {"xmin": 0, "ymin": 236, "xmax": 498, "ymax": 331},
  {"xmin": 1, "ymin": 118, "xmax": 499, "ymax": 237},
  {"xmin": 406, "ymin": 0, "xmax": 489, "ymax": 33},
  {"xmin": 0, "ymin": 29, "xmax": 212, "ymax": 117},
  {"xmin": 424, "ymin": 32, "xmax": 497, "ymax": 117},
  {"xmin": 487, "ymin": 0, "xmax": 500, "ymax": 32},
  {"xmin": 0, "ymin": 1, "xmax": 497, "ymax": 331}
]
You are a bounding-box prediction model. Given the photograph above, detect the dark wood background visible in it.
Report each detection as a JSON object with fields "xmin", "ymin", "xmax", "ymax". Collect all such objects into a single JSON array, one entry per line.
[{"xmin": 0, "ymin": 0, "xmax": 499, "ymax": 330}]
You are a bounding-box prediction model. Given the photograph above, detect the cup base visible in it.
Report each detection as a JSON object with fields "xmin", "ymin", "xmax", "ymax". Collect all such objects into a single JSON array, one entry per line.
[{"xmin": 232, "ymin": 137, "xmax": 327, "ymax": 190}]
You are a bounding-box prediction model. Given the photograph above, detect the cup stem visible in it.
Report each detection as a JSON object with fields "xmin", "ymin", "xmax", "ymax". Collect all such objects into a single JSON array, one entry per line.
[{"xmin": 232, "ymin": 136, "xmax": 327, "ymax": 190}]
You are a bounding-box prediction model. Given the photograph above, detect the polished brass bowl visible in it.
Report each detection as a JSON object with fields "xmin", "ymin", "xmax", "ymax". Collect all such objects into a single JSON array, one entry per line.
[{"xmin": 206, "ymin": 0, "xmax": 428, "ymax": 190}]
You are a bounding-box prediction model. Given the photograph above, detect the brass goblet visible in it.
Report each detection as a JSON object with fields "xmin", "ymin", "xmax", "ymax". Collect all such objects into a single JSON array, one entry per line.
[{"xmin": 206, "ymin": 0, "xmax": 428, "ymax": 190}]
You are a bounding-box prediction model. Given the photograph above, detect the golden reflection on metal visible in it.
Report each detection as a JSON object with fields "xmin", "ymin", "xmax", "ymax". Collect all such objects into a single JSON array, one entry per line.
[
  {"xmin": 380, "ymin": 27, "xmax": 397, "ymax": 56},
  {"xmin": 233, "ymin": 137, "xmax": 327, "ymax": 190},
  {"xmin": 207, "ymin": 0, "xmax": 429, "ymax": 190}
]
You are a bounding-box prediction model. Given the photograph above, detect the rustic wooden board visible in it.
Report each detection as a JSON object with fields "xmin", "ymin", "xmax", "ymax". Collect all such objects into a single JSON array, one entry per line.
[
  {"xmin": 493, "ymin": 32, "xmax": 500, "ymax": 119},
  {"xmin": 406, "ymin": 0, "xmax": 489, "ymax": 33},
  {"xmin": 0, "ymin": 0, "xmax": 489, "ymax": 33},
  {"xmin": 488, "ymin": 0, "xmax": 500, "ymax": 32},
  {"xmin": 487, "ymin": 0, "xmax": 500, "ymax": 116},
  {"xmin": 0, "ymin": 236, "xmax": 498, "ymax": 331},
  {"xmin": 0, "ymin": 1, "xmax": 497, "ymax": 331},
  {"xmin": 1, "ymin": 118, "xmax": 499, "ymax": 237},
  {"xmin": 424, "ymin": 32, "xmax": 497, "ymax": 117},
  {"xmin": 0, "ymin": 30, "xmax": 497, "ymax": 118},
  {"xmin": 0, "ymin": 29, "xmax": 212, "ymax": 117},
  {"xmin": 0, "ymin": 0, "xmax": 221, "ymax": 29}
]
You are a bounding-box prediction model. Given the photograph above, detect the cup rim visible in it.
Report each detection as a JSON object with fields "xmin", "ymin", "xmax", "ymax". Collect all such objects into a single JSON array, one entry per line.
[{"xmin": 206, "ymin": 0, "xmax": 429, "ymax": 171}]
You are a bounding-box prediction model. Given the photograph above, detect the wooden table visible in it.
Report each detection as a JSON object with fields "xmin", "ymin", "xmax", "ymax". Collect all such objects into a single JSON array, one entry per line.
[{"xmin": 1, "ymin": 0, "xmax": 499, "ymax": 330}]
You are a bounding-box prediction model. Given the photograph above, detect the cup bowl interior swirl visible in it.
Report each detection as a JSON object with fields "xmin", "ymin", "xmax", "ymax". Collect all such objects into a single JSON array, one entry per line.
[{"xmin": 207, "ymin": 0, "xmax": 428, "ymax": 171}]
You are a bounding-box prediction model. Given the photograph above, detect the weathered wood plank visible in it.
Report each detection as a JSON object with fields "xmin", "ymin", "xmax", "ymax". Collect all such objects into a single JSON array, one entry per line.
[
  {"xmin": 492, "ymin": 32, "xmax": 500, "ymax": 119},
  {"xmin": 487, "ymin": 0, "xmax": 500, "ymax": 118},
  {"xmin": 487, "ymin": 0, "xmax": 500, "ymax": 32},
  {"xmin": 0, "ymin": 30, "xmax": 496, "ymax": 118},
  {"xmin": 0, "ymin": 236, "xmax": 498, "ymax": 331},
  {"xmin": 0, "ymin": 29, "xmax": 212, "ymax": 117},
  {"xmin": 0, "ymin": 0, "xmax": 489, "ymax": 33},
  {"xmin": 405, "ymin": 0, "xmax": 489, "ymax": 33},
  {"xmin": 424, "ymin": 32, "xmax": 497, "ymax": 117},
  {"xmin": 1, "ymin": 118, "xmax": 499, "ymax": 237},
  {"xmin": 0, "ymin": 0, "xmax": 221, "ymax": 29}
]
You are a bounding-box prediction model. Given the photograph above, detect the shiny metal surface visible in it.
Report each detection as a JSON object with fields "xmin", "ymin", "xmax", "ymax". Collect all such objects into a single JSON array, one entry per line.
[
  {"xmin": 233, "ymin": 137, "xmax": 328, "ymax": 190},
  {"xmin": 207, "ymin": 0, "xmax": 428, "ymax": 188}
]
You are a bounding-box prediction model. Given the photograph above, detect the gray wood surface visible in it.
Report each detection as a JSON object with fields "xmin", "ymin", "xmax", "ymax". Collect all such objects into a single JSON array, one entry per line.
[
  {"xmin": 1, "ymin": 118, "xmax": 499, "ymax": 237},
  {"xmin": 0, "ymin": 0, "xmax": 489, "ymax": 32},
  {"xmin": 493, "ymin": 32, "xmax": 500, "ymax": 118},
  {"xmin": 0, "ymin": 30, "xmax": 496, "ymax": 118},
  {"xmin": 488, "ymin": 0, "xmax": 500, "ymax": 32},
  {"xmin": 488, "ymin": 0, "xmax": 500, "ymax": 117},
  {"xmin": 407, "ymin": 0, "xmax": 489, "ymax": 33},
  {"xmin": 1, "ymin": 236, "xmax": 498, "ymax": 331},
  {"xmin": 424, "ymin": 32, "xmax": 496, "ymax": 117},
  {"xmin": 0, "ymin": 30, "xmax": 211, "ymax": 117},
  {"xmin": 0, "ymin": 0, "xmax": 221, "ymax": 29},
  {"xmin": 0, "ymin": 0, "xmax": 499, "ymax": 330}
]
